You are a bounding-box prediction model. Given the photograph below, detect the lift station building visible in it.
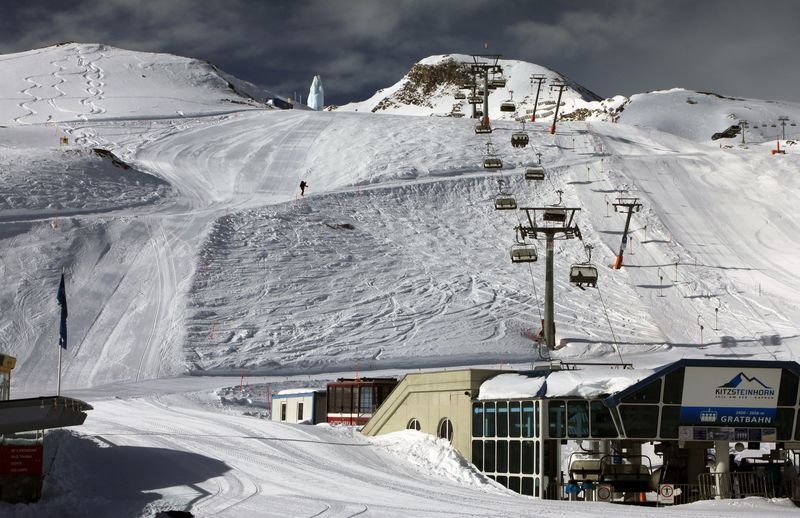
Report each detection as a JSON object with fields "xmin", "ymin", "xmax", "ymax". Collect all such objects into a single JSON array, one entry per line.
[{"xmin": 361, "ymin": 359, "xmax": 800, "ymax": 503}]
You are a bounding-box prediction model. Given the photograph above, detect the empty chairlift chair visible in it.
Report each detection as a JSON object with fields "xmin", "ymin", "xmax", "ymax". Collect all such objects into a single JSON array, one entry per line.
[
  {"xmin": 494, "ymin": 180, "xmax": 516, "ymax": 211},
  {"xmin": 490, "ymin": 77, "xmax": 507, "ymax": 88},
  {"xmin": 500, "ymin": 100, "xmax": 516, "ymax": 112},
  {"xmin": 483, "ymin": 142, "xmax": 503, "ymax": 169},
  {"xmin": 542, "ymin": 207, "xmax": 567, "ymax": 222},
  {"xmin": 484, "ymin": 156, "xmax": 503, "ymax": 169},
  {"xmin": 455, "ymin": 92, "xmax": 466, "ymax": 100},
  {"xmin": 525, "ymin": 165, "xmax": 545, "ymax": 181},
  {"xmin": 510, "ymin": 242, "xmax": 538, "ymax": 263},
  {"xmin": 475, "ymin": 122, "xmax": 492, "ymax": 135},
  {"xmin": 468, "ymin": 95, "xmax": 482, "ymax": 104}
]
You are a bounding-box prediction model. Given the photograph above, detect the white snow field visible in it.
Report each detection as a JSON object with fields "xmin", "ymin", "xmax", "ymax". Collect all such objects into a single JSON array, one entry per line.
[{"xmin": 1, "ymin": 43, "xmax": 800, "ymax": 516}]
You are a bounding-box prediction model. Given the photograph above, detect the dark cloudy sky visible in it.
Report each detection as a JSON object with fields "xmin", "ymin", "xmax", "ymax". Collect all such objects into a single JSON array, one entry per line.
[{"xmin": 3, "ymin": 0, "xmax": 799, "ymax": 105}]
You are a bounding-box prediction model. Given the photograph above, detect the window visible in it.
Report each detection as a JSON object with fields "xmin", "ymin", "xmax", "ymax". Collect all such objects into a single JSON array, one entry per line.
[
  {"xmin": 522, "ymin": 402, "xmax": 534, "ymax": 438},
  {"xmin": 472, "ymin": 440, "xmax": 484, "ymax": 471},
  {"xmin": 548, "ymin": 400, "xmax": 566, "ymax": 438},
  {"xmin": 472, "ymin": 403, "xmax": 483, "ymax": 437},
  {"xmin": 438, "ymin": 418, "xmax": 454, "ymax": 442},
  {"xmin": 778, "ymin": 371, "xmax": 799, "ymax": 406},
  {"xmin": 567, "ymin": 401, "xmax": 589, "ymax": 438},
  {"xmin": 521, "ymin": 441, "xmax": 534, "ymax": 475},
  {"xmin": 484, "ymin": 402, "xmax": 496, "ymax": 437},
  {"xmin": 776, "ymin": 408, "xmax": 795, "ymax": 440},
  {"xmin": 496, "ymin": 402, "xmax": 508, "ymax": 437},
  {"xmin": 297, "ymin": 402, "xmax": 304, "ymax": 421},
  {"xmin": 660, "ymin": 406, "xmax": 680, "ymax": 439},
  {"xmin": 590, "ymin": 401, "xmax": 618, "ymax": 438},
  {"xmin": 280, "ymin": 402, "xmax": 287, "ymax": 421},
  {"xmin": 521, "ymin": 476, "xmax": 533, "ymax": 496},
  {"xmin": 359, "ymin": 385, "xmax": 374, "ymax": 413},
  {"xmin": 509, "ymin": 402, "xmax": 522, "ymax": 437},
  {"xmin": 622, "ymin": 379, "xmax": 662, "ymax": 404},
  {"xmin": 484, "ymin": 440, "xmax": 496, "ymax": 472},
  {"xmin": 619, "ymin": 405, "xmax": 659, "ymax": 437},
  {"xmin": 496, "ymin": 440, "xmax": 508, "ymax": 473},
  {"xmin": 407, "ymin": 418, "xmax": 421, "ymax": 431},
  {"xmin": 663, "ymin": 369, "xmax": 684, "ymax": 404},
  {"xmin": 509, "ymin": 440, "xmax": 521, "ymax": 474}
]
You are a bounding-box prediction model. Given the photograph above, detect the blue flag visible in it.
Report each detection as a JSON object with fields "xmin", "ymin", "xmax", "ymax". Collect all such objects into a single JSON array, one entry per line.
[{"xmin": 57, "ymin": 273, "xmax": 67, "ymax": 349}]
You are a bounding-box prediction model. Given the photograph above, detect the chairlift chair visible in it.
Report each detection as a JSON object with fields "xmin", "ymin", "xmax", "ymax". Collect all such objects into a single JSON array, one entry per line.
[
  {"xmin": 490, "ymin": 78, "xmax": 507, "ymax": 88},
  {"xmin": 500, "ymin": 101, "xmax": 516, "ymax": 113},
  {"xmin": 510, "ymin": 243, "xmax": 538, "ymax": 263},
  {"xmin": 511, "ymin": 132, "xmax": 529, "ymax": 148},
  {"xmin": 791, "ymin": 122, "xmax": 797, "ymax": 126},
  {"xmin": 569, "ymin": 265, "xmax": 598, "ymax": 289},
  {"xmin": 475, "ymin": 123, "xmax": 492, "ymax": 135},
  {"xmin": 525, "ymin": 165, "xmax": 545, "ymax": 181},
  {"xmin": 542, "ymin": 208, "xmax": 567, "ymax": 222},
  {"xmin": 771, "ymin": 124, "xmax": 778, "ymax": 128},
  {"xmin": 484, "ymin": 157, "xmax": 503, "ymax": 169},
  {"xmin": 455, "ymin": 92, "xmax": 466, "ymax": 100},
  {"xmin": 468, "ymin": 95, "xmax": 482, "ymax": 104},
  {"xmin": 495, "ymin": 194, "xmax": 517, "ymax": 210},
  {"xmin": 475, "ymin": 110, "xmax": 484, "ymax": 117}
]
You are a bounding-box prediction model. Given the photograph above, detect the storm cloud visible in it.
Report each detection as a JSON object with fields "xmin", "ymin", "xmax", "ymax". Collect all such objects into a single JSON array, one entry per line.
[{"xmin": 2, "ymin": 0, "xmax": 799, "ymax": 105}]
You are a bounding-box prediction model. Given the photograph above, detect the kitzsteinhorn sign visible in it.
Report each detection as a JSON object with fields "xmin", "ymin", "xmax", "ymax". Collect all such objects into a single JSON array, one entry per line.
[{"xmin": 680, "ymin": 367, "xmax": 781, "ymax": 426}]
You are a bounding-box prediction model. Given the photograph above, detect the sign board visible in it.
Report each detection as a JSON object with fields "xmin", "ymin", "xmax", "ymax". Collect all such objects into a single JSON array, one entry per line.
[
  {"xmin": 596, "ymin": 483, "xmax": 613, "ymax": 502},
  {"xmin": 679, "ymin": 426, "xmax": 776, "ymax": 443},
  {"xmin": 680, "ymin": 366, "xmax": 781, "ymax": 426},
  {"xmin": 658, "ymin": 484, "xmax": 675, "ymax": 504},
  {"xmin": 0, "ymin": 445, "xmax": 43, "ymax": 476}
]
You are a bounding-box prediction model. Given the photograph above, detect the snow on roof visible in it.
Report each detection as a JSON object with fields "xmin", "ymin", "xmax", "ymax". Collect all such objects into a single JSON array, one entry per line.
[
  {"xmin": 276, "ymin": 388, "xmax": 324, "ymax": 396},
  {"xmin": 478, "ymin": 368, "xmax": 656, "ymax": 400}
]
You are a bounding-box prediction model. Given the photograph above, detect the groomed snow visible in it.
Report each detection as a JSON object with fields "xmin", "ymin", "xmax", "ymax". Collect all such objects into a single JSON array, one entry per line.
[{"xmin": 1, "ymin": 43, "xmax": 800, "ymax": 516}]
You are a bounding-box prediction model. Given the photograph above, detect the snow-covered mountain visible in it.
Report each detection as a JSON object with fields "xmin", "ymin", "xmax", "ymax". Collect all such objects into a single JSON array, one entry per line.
[
  {"xmin": 0, "ymin": 42, "xmax": 274, "ymax": 125},
  {"xmin": 2, "ymin": 43, "xmax": 800, "ymax": 516},
  {"xmin": 336, "ymin": 54, "xmax": 604, "ymax": 121}
]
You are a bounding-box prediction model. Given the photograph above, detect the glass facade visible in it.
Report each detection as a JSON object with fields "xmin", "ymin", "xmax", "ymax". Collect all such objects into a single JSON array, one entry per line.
[{"xmin": 471, "ymin": 399, "xmax": 620, "ymax": 497}]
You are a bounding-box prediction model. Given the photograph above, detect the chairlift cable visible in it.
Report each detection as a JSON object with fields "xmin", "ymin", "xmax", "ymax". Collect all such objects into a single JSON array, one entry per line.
[
  {"xmin": 513, "ymin": 210, "xmax": 543, "ymax": 323},
  {"xmin": 595, "ymin": 285, "xmax": 626, "ymax": 366}
]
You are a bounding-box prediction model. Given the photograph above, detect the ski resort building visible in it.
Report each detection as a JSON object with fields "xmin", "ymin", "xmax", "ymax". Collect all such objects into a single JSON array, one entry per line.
[
  {"xmin": 326, "ymin": 378, "xmax": 398, "ymax": 426},
  {"xmin": 0, "ymin": 353, "xmax": 93, "ymax": 503},
  {"xmin": 271, "ymin": 388, "xmax": 327, "ymax": 424},
  {"xmin": 362, "ymin": 359, "xmax": 800, "ymax": 504}
]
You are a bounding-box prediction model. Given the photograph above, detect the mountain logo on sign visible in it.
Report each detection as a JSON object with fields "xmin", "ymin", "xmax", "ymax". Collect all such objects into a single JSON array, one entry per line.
[{"xmin": 715, "ymin": 372, "xmax": 775, "ymax": 399}]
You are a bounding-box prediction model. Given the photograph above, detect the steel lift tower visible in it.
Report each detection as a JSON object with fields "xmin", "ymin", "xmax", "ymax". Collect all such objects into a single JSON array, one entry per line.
[
  {"xmin": 612, "ymin": 197, "xmax": 642, "ymax": 269},
  {"xmin": 517, "ymin": 205, "xmax": 582, "ymax": 349}
]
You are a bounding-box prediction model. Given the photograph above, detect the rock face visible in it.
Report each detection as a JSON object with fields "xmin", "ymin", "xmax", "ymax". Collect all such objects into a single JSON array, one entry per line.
[
  {"xmin": 335, "ymin": 54, "xmax": 605, "ymax": 121},
  {"xmin": 307, "ymin": 75, "xmax": 324, "ymax": 111}
]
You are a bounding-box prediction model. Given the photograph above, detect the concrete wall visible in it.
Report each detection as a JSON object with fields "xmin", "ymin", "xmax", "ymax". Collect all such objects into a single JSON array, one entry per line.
[{"xmin": 361, "ymin": 369, "xmax": 507, "ymax": 461}]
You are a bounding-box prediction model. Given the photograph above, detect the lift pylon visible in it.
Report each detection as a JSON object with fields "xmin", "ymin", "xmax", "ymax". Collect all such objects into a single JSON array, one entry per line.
[
  {"xmin": 612, "ymin": 197, "xmax": 642, "ymax": 269},
  {"xmin": 517, "ymin": 206, "xmax": 581, "ymax": 349}
]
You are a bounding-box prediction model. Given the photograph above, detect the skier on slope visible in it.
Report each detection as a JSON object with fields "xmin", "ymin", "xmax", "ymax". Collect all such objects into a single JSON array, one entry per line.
[{"xmin": 299, "ymin": 180, "xmax": 308, "ymax": 196}]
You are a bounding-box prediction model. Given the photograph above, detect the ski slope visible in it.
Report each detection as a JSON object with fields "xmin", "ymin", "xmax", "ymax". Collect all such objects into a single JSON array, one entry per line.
[{"xmin": 1, "ymin": 44, "xmax": 800, "ymax": 516}]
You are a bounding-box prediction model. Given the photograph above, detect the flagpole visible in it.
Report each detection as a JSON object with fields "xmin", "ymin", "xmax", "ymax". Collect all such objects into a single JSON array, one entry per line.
[{"xmin": 57, "ymin": 342, "xmax": 62, "ymax": 397}]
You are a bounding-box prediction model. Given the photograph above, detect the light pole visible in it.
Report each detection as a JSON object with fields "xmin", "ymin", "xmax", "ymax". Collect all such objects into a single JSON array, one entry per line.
[
  {"xmin": 714, "ymin": 298, "xmax": 721, "ymax": 331},
  {"xmin": 657, "ymin": 267, "xmax": 665, "ymax": 297},
  {"xmin": 739, "ymin": 120, "xmax": 748, "ymax": 145}
]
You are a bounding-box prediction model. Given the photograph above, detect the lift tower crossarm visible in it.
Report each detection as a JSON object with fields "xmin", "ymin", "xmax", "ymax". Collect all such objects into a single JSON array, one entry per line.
[
  {"xmin": 517, "ymin": 207, "xmax": 581, "ymax": 350},
  {"xmin": 612, "ymin": 197, "xmax": 642, "ymax": 269}
]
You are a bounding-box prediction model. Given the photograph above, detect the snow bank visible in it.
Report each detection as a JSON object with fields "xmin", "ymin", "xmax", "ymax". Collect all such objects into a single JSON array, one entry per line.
[
  {"xmin": 478, "ymin": 368, "xmax": 655, "ymax": 400},
  {"xmin": 367, "ymin": 430, "xmax": 503, "ymax": 491}
]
